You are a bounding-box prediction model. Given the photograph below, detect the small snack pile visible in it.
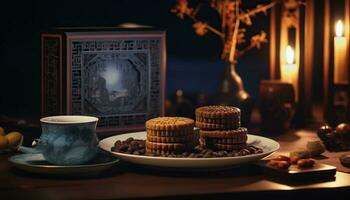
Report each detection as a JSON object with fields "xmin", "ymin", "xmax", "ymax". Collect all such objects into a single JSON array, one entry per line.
[
  {"xmin": 145, "ymin": 117, "xmax": 196, "ymax": 155},
  {"xmin": 196, "ymin": 106, "xmax": 248, "ymax": 151},
  {"xmin": 269, "ymin": 155, "xmax": 315, "ymax": 170},
  {"xmin": 317, "ymin": 123, "xmax": 350, "ymax": 151},
  {"xmin": 0, "ymin": 126, "xmax": 23, "ymax": 152},
  {"xmin": 111, "ymin": 137, "xmax": 146, "ymax": 155}
]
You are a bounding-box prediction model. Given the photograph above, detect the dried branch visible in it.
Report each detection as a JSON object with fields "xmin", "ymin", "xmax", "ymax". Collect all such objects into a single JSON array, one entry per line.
[
  {"xmin": 171, "ymin": 0, "xmax": 276, "ymax": 63},
  {"xmin": 192, "ymin": 3, "xmax": 202, "ymax": 17},
  {"xmin": 239, "ymin": 2, "xmax": 276, "ymax": 25},
  {"xmin": 172, "ymin": 0, "xmax": 224, "ymax": 38},
  {"xmin": 236, "ymin": 31, "xmax": 268, "ymax": 59},
  {"xmin": 229, "ymin": 1, "xmax": 240, "ymax": 63}
]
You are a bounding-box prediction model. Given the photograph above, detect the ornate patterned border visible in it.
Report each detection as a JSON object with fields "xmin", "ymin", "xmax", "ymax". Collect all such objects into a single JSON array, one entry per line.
[
  {"xmin": 66, "ymin": 32, "xmax": 166, "ymax": 132},
  {"xmin": 41, "ymin": 34, "xmax": 63, "ymax": 116}
]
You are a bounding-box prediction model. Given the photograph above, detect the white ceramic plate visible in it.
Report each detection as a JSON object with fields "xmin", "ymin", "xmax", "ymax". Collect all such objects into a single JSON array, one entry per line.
[{"xmin": 99, "ymin": 131, "xmax": 280, "ymax": 168}]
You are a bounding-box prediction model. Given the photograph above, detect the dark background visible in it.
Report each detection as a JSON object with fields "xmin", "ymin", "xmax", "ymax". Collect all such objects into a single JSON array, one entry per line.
[{"xmin": 0, "ymin": 0, "xmax": 329, "ymax": 117}]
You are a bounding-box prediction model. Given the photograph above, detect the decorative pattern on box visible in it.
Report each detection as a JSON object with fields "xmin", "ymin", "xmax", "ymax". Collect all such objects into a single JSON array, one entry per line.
[
  {"xmin": 41, "ymin": 35, "xmax": 62, "ymax": 116},
  {"xmin": 67, "ymin": 34, "xmax": 165, "ymax": 131}
]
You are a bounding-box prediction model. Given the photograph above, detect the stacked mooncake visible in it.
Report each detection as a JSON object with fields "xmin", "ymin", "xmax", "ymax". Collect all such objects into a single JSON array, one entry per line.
[
  {"xmin": 145, "ymin": 117, "xmax": 195, "ymax": 155},
  {"xmin": 196, "ymin": 106, "xmax": 248, "ymax": 151}
]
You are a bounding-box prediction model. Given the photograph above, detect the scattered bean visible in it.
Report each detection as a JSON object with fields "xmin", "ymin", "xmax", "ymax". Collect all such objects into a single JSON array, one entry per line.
[
  {"xmin": 297, "ymin": 159, "xmax": 315, "ymax": 168},
  {"xmin": 110, "ymin": 137, "xmax": 263, "ymax": 158}
]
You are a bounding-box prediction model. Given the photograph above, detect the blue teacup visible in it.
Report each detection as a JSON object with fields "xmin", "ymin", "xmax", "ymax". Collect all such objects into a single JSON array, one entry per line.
[{"xmin": 20, "ymin": 115, "xmax": 99, "ymax": 165}]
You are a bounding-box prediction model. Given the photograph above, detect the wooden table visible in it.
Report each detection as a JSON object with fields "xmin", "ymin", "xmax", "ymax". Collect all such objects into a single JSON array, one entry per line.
[{"xmin": 1, "ymin": 128, "xmax": 350, "ymax": 200}]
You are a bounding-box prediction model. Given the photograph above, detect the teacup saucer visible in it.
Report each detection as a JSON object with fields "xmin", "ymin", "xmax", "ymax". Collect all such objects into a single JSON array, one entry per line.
[{"xmin": 9, "ymin": 152, "xmax": 119, "ymax": 175}]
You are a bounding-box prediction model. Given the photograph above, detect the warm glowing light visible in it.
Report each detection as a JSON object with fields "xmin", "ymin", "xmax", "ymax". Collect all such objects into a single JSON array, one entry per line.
[
  {"xmin": 334, "ymin": 19, "xmax": 348, "ymax": 84},
  {"xmin": 285, "ymin": 45, "xmax": 294, "ymax": 64},
  {"xmin": 335, "ymin": 20, "xmax": 344, "ymax": 37},
  {"xmin": 101, "ymin": 63, "xmax": 121, "ymax": 91}
]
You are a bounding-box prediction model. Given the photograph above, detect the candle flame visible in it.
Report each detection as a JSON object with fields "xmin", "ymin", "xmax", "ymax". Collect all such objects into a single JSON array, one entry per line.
[
  {"xmin": 286, "ymin": 45, "xmax": 294, "ymax": 64},
  {"xmin": 336, "ymin": 20, "xmax": 344, "ymax": 37}
]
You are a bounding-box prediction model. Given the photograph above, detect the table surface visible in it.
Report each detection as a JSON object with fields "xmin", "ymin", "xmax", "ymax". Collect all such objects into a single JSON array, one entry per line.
[{"xmin": 2, "ymin": 128, "xmax": 350, "ymax": 200}]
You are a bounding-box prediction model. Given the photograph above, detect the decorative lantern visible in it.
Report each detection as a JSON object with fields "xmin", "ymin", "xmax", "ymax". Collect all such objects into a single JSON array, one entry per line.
[
  {"xmin": 269, "ymin": 0, "xmax": 314, "ymax": 126},
  {"xmin": 323, "ymin": 0, "xmax": 350, "ymax": 125}
]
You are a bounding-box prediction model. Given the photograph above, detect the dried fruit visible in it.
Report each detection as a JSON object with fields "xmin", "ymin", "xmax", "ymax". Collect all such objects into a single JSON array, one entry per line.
[
  {"xmin": 290, "ymin": 156, "xmax": 300, "ymax": 164},
  {"xmin": 317, "ymin": 123, "xmax": 350, "ymax": 151},
  {"xmin": 277, "ymin": 161, "xmax": 291, "ymax": 169},
  {"xmin": 296, "ymin": 159, "xmax": 315, "ymax": 169},
  {"xmin": 306, "ymin": 141, "xmax": 325, "ymax": 156},
  {"xmin": 269, "ymin": 155, "xmax": 292, "ymax": 169},
  {"xmin": 0, "ymin": 127, "xmax": 5, "ymax": 136},
  {"xmin": 335, "ymin": 123, "xmax": 350, "ymax": 135},
  {"xmin": 269, "ymin": 159, "xmax": 291, "ymax": 169},
  {"xmin": 317, "ymin": 124, "xmax": 333, "ymax": 138},
  {"xmin": 0, "ymin": 135, "xmax": 8, "ymax": 150},
  {"xmin": 269, "ymin": 154, "xmax": 315, "ymax": 170},
  {"xmin": 336, "ymin": 123, "xmax": 350, "ymax": 147},
  {"xmin": 5, "ymin": 131, "xmax": 23, "ymax": 148},
  {"xmin": 273, "ymin": 155, "xmax": 291, "ymax": 162}
]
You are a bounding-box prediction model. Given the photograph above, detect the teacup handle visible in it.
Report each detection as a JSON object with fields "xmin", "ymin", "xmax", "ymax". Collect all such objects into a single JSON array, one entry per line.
[{"xmin": 18, "ymin": 138, "xmax": 43, "ymax": 154}]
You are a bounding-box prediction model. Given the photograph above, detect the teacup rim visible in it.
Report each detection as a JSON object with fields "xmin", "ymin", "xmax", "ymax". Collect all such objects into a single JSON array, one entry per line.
[{"xmin": 40, "ymin": 115, "xmax": 99, "ymax": 124}]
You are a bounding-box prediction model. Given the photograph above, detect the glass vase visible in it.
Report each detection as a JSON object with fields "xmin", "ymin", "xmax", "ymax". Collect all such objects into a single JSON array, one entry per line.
[{"xmin": 216, "ymin": 62, "xmax": 253, "ymax": 126}]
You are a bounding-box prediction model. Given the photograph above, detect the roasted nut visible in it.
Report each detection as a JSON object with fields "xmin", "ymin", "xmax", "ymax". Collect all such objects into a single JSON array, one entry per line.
[
  {"xmin": 110, "ymin": 138, "xmax": 263, "ymax": 158},
  {"xmin": 114, "ymin": 140, "xmax": 122, "ymax": 146},
  {"xmin": 217, "ymin": 151, "xmax": 224, "ymax": 157},
  {"xmin": 273, "ymin": 155, "xmax": 291, "ymax": 162},
  {"xmin": 194, "ymin": 145, "xmax": 204, "ymax": 153},
  {"xmin": 277, "ymin": 161, "xmax": 291, "ymax": 169},
  {"xmin": 138, "ymin": 143, "xmax": 144, "ymax": 149},
  {"xmin": 268, "ymin": 160, "xmax": 280, "ymax": 166},
  {"xmin": 127, "ymin": 146, "xmax": 134, "ymax": 152},
  {"xmin": 241, "ymin": 149, "xmax": 251, "ymax": 156},
  {"xmin": 188, "ymin": 153, "xmax": 197, "ymax": 158},
  {"xmin": 182, "ymin": 152, "xmax": 189, "ymax": 157},
  {"xmin": 269, "ymin": 160, "xmax": 291, "ymax": 169},
  {"xmin": 139, "ymin": 149, "xmax": 145, "ymax": 155},
  {"xmin": 119, "ymin": 144, "xmax": 128, "ymax": 152},
  {"xmin": 125, "ymin": 137, "xmax": 134, "ymax": 143},
  {"xmin": 297, "ymin": 159, "xmax": 315, "ymax": 168},
  {"xmin": 203, "ymin": 152, "xmax": 212, "ymax": 158},
  {"xmin": 130, "ymin": 140, "xmax": 138, "ymax": 147},
  {"xmin": 290, "ymin": 156, "xmax": 300, "ymax": 164}
]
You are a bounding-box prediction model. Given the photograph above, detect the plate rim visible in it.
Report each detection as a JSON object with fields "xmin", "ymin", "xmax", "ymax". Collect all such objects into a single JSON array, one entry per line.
[
  {"xmin": 99, "ymin": 131, "xmax": 280, "ymax": 161},
  {"xmin": 8, "ymin": 153, "xmax": 120, "ymax": 169}
]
